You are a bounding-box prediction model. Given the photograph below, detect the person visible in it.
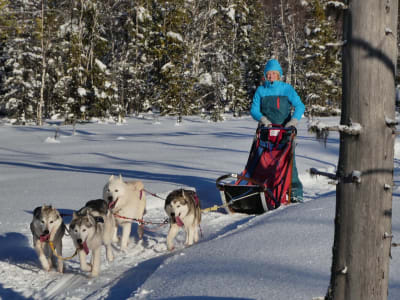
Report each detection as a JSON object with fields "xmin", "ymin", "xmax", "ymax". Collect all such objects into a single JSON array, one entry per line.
[{"xmin": 250, "ymin": 59, "xmax": 305, "ymax": 202}]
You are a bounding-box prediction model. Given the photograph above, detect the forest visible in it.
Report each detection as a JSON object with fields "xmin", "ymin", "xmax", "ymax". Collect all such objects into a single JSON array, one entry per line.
[{"xmin": 0, "ymin": 0, "xmax": 351, "ymax": 124}]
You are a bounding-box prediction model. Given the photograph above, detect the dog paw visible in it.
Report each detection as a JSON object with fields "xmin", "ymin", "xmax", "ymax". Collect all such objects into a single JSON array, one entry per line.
[
  {"xmin": 81, "ymin": 264, "xmax": 92, "ymax": 272},
  {"xmin": 120, "ymin": 247, "xmax": 129, "ymax": 254},
  {"xmin": 107, "ymin": 254, "xmax": 114, "ymax": 262},
  {"xmin": 41, "ymin": 263, "xmax": 51, "ymax": 272}
]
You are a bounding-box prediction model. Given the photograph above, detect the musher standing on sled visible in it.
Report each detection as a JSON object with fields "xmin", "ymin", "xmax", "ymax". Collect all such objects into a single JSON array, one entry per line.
[{"xmin": 250, "ymin": 59, "xmax": 305, "ymax": 202}]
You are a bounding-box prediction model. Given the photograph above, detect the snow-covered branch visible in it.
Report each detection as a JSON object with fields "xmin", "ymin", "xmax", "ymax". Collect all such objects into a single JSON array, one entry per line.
[
  {"xmin": 385, "ymin": 116, "xmax": 398, "ymax": 127},
  {"xmin": 309, "ymin": 120, "xmax": 362, "ymax": 137},
  {"xmin": 326, "ymin": 1, "xmax": 348, "ymax": 10}
]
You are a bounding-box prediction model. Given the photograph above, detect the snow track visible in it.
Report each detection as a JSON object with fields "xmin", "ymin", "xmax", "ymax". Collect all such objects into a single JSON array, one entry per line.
[{"xmin": 0, "ymin": 194, "xmax": 249, "ymax": 300}]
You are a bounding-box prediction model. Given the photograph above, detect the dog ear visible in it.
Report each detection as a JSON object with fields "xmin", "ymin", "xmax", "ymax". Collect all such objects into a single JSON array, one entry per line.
[
  {"xmin": 119, "ymin": 174, "xmax": 123, "ymax": 181},
  {"xmin": 72, "ymin": 211, "xmax": 78, "ymax": 219},
  {"xmin": 93, "ymin": 216, "xmax": 104, "ymax": 223},
  {"xmin": 109, "ymin": 175, "xmax": 114, "ymax": 182},
  {"xmin": 87, "ymin": 214, "xmax": 96, "ymax": 226},
  {"xmin": 33, "ymin": 206, "xmax": 42, "ymax": 218}
]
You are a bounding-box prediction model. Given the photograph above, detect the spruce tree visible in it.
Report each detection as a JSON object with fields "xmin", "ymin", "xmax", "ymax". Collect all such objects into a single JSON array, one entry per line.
[{"xmin": 298, "ymin": 0, "xmax": 342, "ymax": 114}]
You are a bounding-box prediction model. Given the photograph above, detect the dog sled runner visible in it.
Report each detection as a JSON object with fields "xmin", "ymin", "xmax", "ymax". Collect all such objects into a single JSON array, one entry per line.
[{"xmin": 216, "ymin": 125, "xmax": 296, "ymax": 214}]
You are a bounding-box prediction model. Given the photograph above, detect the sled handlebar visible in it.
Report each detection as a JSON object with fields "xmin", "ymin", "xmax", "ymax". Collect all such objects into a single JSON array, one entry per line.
[
  {"xmin": 258, "ymin": 125, "xmax": 297, "ymax": 135},
  {"xmin": 216, "ymin": 173, "xmax": 266, "ymax": 191}
]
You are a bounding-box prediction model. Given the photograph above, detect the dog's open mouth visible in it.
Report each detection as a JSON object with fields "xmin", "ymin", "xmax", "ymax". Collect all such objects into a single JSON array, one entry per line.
[
  {"xmin": 40, "ymin": 233, "xmax": 50, "ymax": 242},
  {"xmin": 78, "ymin": 241, "xmax": 90, "ymax": 255},
  {"xmin": 108, "ymin": 198, "xmax": 119, "ymax": 209},
  {"xmin": 175, "ymin": 215, "xmax": 184, "ymax": 227}
]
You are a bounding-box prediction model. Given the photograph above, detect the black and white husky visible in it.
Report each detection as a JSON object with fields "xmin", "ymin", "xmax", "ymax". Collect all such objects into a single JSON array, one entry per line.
[
  {"xmin": 164, "ymin": 189, "xmax": 202, "ymax": 251},
  {"xmin": 69, "ymin": 199, "xmax": 115, "ymax": 277},
  {"xmin": 30, "ymin": 205, "xmax": 65, "ymax": 272}
]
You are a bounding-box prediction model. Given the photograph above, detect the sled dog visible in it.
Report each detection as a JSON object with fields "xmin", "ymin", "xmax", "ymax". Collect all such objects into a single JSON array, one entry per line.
[
  {"xmin": 69, "ymin": 199, "xmax": 115, "ymax": 277},
  {"xmin": 164, "ymin": 189, "xmax": 202, "ymax": 251},
  {"xmin": 103, "ymin": 175, "xmax": 146, "ymax": 251},
  {"xmin": 30, "ymin": 205, "xmax": 65, "ymax": 272}
]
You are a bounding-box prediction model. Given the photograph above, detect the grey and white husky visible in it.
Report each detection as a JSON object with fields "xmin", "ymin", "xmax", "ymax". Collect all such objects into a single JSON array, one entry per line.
[
  {"xmin": 164, "ymin": 189, "xmax": 202, "ymax": 251},
  {"xmin": 69, "ymin": 199, "xmax": 115, "ymax": 277},
  {"xmin": 30, "ymin": 205, "xmax": 65, "ymax": 272}
]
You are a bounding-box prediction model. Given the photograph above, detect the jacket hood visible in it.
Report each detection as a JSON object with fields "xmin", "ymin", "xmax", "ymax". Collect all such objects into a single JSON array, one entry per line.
[{"xmin": 264, "ymin": 59, "xmax": 283, "ymax": 77}]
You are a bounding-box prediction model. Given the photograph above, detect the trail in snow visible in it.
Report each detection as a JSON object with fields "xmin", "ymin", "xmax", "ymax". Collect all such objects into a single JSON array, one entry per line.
[{"xmin": 0, "ymin": 193, "xmax": 252, "ymax": 300}]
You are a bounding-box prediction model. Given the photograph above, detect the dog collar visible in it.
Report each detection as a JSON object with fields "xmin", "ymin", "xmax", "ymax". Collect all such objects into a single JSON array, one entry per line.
[{"xmin": 194, "ymin": 193, "xmax": 200, "ymax": 206}]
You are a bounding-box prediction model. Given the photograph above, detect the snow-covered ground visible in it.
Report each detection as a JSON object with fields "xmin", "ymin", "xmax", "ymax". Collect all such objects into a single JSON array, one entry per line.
[{"xmin": 0, "ymin": 114, "xmax": 399, "ymax": 299}]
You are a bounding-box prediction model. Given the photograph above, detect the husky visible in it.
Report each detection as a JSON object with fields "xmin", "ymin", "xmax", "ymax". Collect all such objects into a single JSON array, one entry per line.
[
  {"xmin": 69, "ymin": 199, "xmax": 115, "ymax": 277},
  {"xmin": 164, "ymin": 189, "xmax": 202, "ymax": 251},
  {"xmin": 30, "ymin": 205, "xmax": 65, "ymax": 272},
  {"xmin": 103, "ymin": 175, "xmax": 146, "ymax": 251}
]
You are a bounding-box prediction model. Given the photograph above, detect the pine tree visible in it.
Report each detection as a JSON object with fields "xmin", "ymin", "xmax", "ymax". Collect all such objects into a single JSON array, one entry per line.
[
  {"xmin": 228, "ymin": 0, "xmax": 264, "ymax": 117},
  {"xmin": 0, "ymin": 0, "xmax": 348, "ymax": 122},
  {"xmin": 115, "ymin": 0, "xmax": 152, "ymax": 116},
  {"xmin": 1, "ymin": 0, "xmax": 43, "ymax": 124},
  {"xmin": 155, "ymin": 0, "xmax": 195, "ymax": 120},
  {"xmin": 298, "ymin": 0, "xmax": 342, "ymax": 114},
  {"xmin": 244, "ymin": 0, "xmax": 272, "ymax": 108},
  {"xmin": 0, "ymin": 0, "xmax": 16, "ymax": 116}
]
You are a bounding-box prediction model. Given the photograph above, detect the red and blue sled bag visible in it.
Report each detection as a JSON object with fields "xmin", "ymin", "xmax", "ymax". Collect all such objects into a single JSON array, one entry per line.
[{"xmin": 216, "ymin": 125, "xmax": 295, "ymax": 214}]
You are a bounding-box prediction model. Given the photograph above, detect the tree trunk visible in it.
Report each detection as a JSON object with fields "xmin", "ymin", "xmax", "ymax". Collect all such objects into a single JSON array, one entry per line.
[{"xmin": 327, "ymin": 1, "xmax": 398, "ymax": 300}]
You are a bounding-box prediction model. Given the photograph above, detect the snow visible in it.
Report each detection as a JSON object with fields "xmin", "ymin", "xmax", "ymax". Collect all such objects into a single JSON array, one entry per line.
[
  {"xmin": 198, "ymin": 72, "xmax": 213, "ymax": 86},
  {"xmin": 161, "ymin": 62, "xmax": 174, "ymax": 73},
  {"xmin": 136, "ymin": 7, "xmax": 152, "ymax": 23},
  {"xmin": 300, "ymin": 0, "xmax": 309, "ymax": 7},
  {"xmin": 225, "ymin": 6, "xmax": 236, "ymax": 23},
  {"xmin": 338, "ymin": 122, "xmax": 362, "ymax": 135},
  {"xmin": 209, "ymin": 8, "xmax": 218, "ymax": 18},
  {"xmin": 305, "ymin": 25, "xmax": 311, "ymax": 36},
  {"xmin": 166, "ymin": 32, "xmax": 183, "ymax": 43},
  {"xmin": 77, "ymin": 87, "xmax": 87, "ymax": 97},
  {"xmin": 0, "ymin": 114, "xmax": 399, "ymax": 300},
  {"xmin": 95, "ymin": 59, "xmax": 107, "ymax": 73},
  {"xmin": 326, "ymin": 1, "xmax": 347, "ymax": 9}
]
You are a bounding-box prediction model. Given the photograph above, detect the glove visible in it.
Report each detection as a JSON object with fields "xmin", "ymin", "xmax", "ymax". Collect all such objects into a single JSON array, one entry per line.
[
  {"xmin": 285, "ymin": 118, "xmax": 298, "ymax": 128},
  {"xmin": 260, "ymin": 116, "xmax": 272, "ymax": 127}
]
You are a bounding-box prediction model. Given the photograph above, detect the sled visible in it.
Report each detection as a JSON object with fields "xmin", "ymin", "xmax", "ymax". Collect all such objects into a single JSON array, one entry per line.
[{"xmin": 216, "ymin": 125, "xmax": 296, "ymax": 214}]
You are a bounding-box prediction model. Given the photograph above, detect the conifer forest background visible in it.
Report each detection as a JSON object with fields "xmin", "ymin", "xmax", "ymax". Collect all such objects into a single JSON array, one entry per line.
[{"xmin": 0, "ymin": 0, "xmax": 397, "ymax": 124}]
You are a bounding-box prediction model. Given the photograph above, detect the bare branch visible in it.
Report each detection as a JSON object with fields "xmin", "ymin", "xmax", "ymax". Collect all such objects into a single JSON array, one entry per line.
[{"xmin": 309, "ymin": 168, "xmax": 338, "ymax": 180}]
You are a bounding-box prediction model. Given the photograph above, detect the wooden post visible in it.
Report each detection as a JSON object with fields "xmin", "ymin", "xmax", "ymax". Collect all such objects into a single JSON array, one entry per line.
[{"xmin": 327, "ymin": 1, "xmax": 398, "ymax": 299}]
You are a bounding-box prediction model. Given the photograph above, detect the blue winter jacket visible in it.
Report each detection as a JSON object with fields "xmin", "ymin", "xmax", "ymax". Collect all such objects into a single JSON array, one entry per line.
[{"xmin": 250, "ymin": 59, "xmax": 305, "ymax": 124}]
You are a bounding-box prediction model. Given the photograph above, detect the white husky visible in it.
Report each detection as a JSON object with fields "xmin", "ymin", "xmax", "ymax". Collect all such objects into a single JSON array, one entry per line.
[
  {"xmin": 103, "ymin": 175, "xmax": 146, "ymax": 251},
  {"xmin": 30, "ymin": 205, "xmax": 65, "ymax": 272},
  {"xmin": 69, "ymin": 199, "xmax": 115, "ymax": 277},
  {"xmin": 164, "ymin": 189, "xmax": 202, "ymax": 251}
]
